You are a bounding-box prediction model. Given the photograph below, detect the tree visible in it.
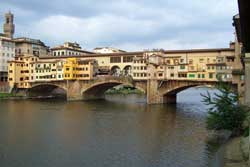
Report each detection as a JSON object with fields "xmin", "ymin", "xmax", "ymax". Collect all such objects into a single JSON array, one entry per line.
[{"xmin": 201, "ymin": 84, "xmax": 248, "ymax": 136}]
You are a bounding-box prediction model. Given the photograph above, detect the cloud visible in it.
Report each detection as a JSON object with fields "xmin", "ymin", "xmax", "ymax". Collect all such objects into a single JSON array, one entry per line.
[{"xmin": 0, "ymin": 0, "xmax": 239, "ymax": 51}]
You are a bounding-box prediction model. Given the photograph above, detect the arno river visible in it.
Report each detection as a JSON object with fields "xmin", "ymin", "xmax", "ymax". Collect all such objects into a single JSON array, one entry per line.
[{"xmin": 0, "ymin": 88, "xmax": 223, "ymax": 167}]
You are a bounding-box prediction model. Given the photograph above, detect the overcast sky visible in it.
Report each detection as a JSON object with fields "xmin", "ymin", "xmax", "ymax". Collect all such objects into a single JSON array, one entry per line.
[{"xmin": 0, "ymin": 0, "xmax": 238, "ymax": 51}]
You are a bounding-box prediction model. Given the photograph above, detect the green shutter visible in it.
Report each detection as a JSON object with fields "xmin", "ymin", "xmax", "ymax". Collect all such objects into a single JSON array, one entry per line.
[{"xmin": 188, "ymin": 74, "xmax": 195, "ymax": 78}]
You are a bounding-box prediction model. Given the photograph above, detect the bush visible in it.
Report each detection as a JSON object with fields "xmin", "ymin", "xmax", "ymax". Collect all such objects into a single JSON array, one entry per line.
[{"xmin": 201, "ymin": 84, "xmax": 249, "ymax": 136}]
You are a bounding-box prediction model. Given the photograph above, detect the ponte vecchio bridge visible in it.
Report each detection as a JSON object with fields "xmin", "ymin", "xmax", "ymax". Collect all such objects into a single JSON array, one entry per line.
[
  {"xmin": 9, "ymin": 46, "xmax": 243, "ymax": 104},
  {"xmin": 23, "ymin": 76, "xmax": 236, "ymax": 104}
]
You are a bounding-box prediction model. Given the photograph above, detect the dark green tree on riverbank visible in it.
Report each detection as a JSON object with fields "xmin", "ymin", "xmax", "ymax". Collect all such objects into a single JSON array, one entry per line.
[{"xmin": 201, "ymin": 84, "xmax": 249, "ymax": 136}]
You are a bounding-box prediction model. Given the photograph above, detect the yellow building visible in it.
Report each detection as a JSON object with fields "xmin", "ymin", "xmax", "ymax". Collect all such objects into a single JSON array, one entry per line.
[
  {"xmin": 63, "ymin": 58, "xmax": 97, "ymax": 80},
  {"xmin": 8, "ymin": 55, "xmax": 38, "ymax": 89},
  {"xmin": 8, "ymin": 55, "xmax": 98, "ymax": 90}
]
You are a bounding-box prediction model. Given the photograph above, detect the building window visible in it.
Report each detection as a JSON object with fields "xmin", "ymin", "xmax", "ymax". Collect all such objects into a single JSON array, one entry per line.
[
  {"xmin": 178, "ymin": 73, "xmax": 187, "ymax": 78},
  {"xmin": 180, "ymin": 65, "xmax": 185, "ymax": 70},
  {"xmin": 110, "ymin": 57, "xmax": 121, "ymax": 63},
  {"xmin": 123, "ymin": 56, "xmax": 133, "ymax": 63}
]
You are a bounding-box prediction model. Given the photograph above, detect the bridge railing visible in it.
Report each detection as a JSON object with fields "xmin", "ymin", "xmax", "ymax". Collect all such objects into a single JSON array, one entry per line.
[{"xmin": 93, "ymin": 75, "xmax": 133, "ymax": 84}]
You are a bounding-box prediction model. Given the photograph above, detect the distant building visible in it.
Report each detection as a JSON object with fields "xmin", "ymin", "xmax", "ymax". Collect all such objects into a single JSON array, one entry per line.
[
  {"xmin": 14, "ymin": 37, "xmax": 49, "ymax": 57},
  {"xmin": 0, "ymin": 36, "xmax": 15, "ymax": 82},
  {"xmin": 0, "ymin": 11, "xmax": 49, "ymax": 92},
  {"xmin": 51, "ymin": 42, "xmax": 93, "ymax": 57},
  {"xmin": 0, "ymin": 12, "xmax": 16, "ymax": 92},
  {"xmin": 93, "ymin": 47, "xmax": 126, "ymax": 54}
]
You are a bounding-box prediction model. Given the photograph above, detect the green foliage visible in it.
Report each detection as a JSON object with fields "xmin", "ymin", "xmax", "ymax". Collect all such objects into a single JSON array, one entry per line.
[
  {"xmin": 243, "ymin": 126, "xmax": 249, "ymax": 137},
  {"xmin": 201, "ymin": 84, "xmax": 248, "ymax": 136},
  {"xmin": 105, "ymin": 87, "xmax": 144, "ymax": 95},
  {"xmin": 0, "ymin": 93, "xmax": 14, "ymax": 98}
]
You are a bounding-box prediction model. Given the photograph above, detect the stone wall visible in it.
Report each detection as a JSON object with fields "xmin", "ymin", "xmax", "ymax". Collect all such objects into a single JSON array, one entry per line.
[{"xmin": 0, "ymin": 82, "xmax": 9, "ymax": 93}]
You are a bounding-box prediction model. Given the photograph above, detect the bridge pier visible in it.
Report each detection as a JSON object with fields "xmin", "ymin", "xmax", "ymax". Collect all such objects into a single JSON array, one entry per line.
[
  {"xmin": 147, "ymin": 79, "xmax": 176, "ymax": 104},
  {"xmin": 12, "ymin": 88, "xmax": 28, "ymax": 97},
  {"xmin": 66, "ymin": 80, "xmax": 83, "ymax": 101},
  {"xmin": 147, "ymin": 79, "xmax": 163, "ymax": 104}
]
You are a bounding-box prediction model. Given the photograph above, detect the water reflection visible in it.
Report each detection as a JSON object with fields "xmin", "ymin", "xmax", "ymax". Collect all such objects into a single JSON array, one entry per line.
[{"xmin": 0, "ymin": 88, "xmax": 220, "ymax": 167}]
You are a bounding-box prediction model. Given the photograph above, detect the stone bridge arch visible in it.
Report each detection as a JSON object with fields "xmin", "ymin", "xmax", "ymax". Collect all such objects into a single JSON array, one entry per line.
[
  {"xmin": 28, "ymin": 82, "xmax": 68, "ymax": 98},
  {"xmin": 147, "ymin": 80, "xmax": 238, "ymax": 104},
  {"xmin": 147, "ymin": 80, "xmax": 221, "ymax": 104},
  {"xmin": 81, "ymin": 80, "xmax": 131, "ymax": 100},
  {"xmin": 80, "ymin": 77, "xmax": 146, "ymax": 100}
]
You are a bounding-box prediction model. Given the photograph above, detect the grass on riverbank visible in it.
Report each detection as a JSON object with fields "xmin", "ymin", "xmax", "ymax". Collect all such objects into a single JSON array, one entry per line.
[
  {"xmin": 105, "ymin": 87, "xmax": 144, "ymax": 95},
  {"xmin": 0, "ymin": 93, "xmax": 21, "ymax": 98}
]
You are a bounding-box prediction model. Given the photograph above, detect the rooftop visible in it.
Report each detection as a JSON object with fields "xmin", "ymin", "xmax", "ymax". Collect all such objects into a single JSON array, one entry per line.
[{"xmin": 14, "ymin": 37, "xmax": 47, "ymax": 47}]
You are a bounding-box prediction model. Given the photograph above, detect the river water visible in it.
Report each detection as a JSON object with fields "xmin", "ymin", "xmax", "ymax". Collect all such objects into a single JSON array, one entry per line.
[{"xmin": 0, "ymin": 88, "xmax": 223, "ymax": 167}]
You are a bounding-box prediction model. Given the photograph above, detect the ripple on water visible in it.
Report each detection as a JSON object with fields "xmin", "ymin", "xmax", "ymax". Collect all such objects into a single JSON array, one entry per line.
[{"xmin": 0, "ymin": 88, "xmax": 221, "ymax": 167}]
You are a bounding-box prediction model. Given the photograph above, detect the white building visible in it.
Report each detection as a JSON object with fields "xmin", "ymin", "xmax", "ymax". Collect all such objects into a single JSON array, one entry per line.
[
  {"xmin": 93, "ymin": 47, "xmax": 126, "ymax": 54},
  {"xmin": 51, "ymin": 42, "xmax": 93, "ymax": 57},
  {"xmin": 0, "ymin": 36, "xmax": 15, "ymax": 82}
]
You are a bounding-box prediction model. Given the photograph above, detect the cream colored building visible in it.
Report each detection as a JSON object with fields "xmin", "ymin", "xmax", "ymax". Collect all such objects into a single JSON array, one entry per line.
[
  {"xmin": 51, "ymin": 42, "xmax": 93, "ymax": 57},
  {"xmin": 35, "ymin": 60, "xmax": 65, "ymax": 82}
]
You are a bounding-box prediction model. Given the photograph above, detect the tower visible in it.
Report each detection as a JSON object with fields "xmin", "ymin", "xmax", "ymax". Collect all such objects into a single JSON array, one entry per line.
[{"xmin": 3, "ymin": 11, "xmax": 15, "ymax": 38}]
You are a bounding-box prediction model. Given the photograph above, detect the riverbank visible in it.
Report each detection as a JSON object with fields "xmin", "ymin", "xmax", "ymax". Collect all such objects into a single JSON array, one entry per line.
[
  {"xmin": 223, "ymin": 136, "xmax": 249, "ymax": 167},
  {"xmin": 0, "ymin": 93, "xmax": 60, "ymax": 100},
  {"xmin": 105, "ymin": 87, "xmax": 144, "ymax": 95},
  {"xmin": 0, "ymin": 93, "xmax": 22, "ymax": 99}
]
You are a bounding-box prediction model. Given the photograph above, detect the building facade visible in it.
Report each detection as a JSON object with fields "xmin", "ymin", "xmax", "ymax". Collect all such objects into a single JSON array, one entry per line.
[
  {"xmin": 51, "ymin": 42, "xmax": 93, "ymax": 57},
  {"xmin": 0, "ymin": 12, "xmax": 16, "ymax": 92},
  {"xmin": 14, "ymin": 37, "xmax": 49, "ymax": 57},
  {"xmin": 8, "ymin": 55, "xmax": 97, "ymax": 89},
  {"xmin": 63, "ymin": 58, "xmax": 97, "ymax": 80},
  {"xmin": 0, "ymin": 36, "xmax": 15, "ymax": 82},
  {"xmin": 8, "ymin": 44, "xmax": 243, "ymax": 92}
]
